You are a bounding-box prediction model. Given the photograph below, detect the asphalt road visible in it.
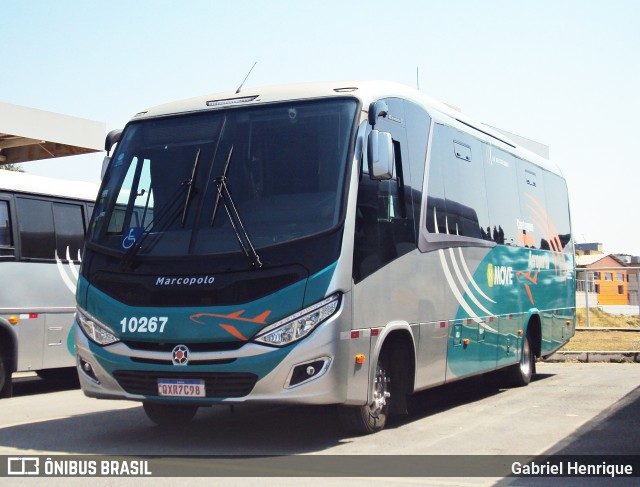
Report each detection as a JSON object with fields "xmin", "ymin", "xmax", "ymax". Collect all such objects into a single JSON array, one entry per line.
[{"xmin": 1, "ymin": 363, "xmax": 638, "ymax": 486}]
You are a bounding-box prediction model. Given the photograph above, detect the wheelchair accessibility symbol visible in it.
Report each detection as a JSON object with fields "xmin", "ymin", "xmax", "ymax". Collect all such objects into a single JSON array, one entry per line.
[{"xmin": 121, "ymin": 227, "xmax": 144, "ymax": 251}]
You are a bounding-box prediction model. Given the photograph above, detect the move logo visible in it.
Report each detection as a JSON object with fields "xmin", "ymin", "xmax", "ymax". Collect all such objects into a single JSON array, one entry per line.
[{"xmin": 487, "ymin": 263, "xmax": 514, "ymax": 288}]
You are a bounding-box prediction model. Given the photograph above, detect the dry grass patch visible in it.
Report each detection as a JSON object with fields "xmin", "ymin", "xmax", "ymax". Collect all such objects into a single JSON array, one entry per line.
[
  {"xmin": 576, "ymin": 308, "xmax": 639, "ymax": 328},
  {"xmin": 562, "ymin": 330, "xmax": 640, "ymax": 352}
]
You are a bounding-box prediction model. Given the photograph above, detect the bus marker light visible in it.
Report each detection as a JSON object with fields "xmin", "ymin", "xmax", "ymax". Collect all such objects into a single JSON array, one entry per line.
[
  {"xmin": 463, "ymin": 339, "xmax": 470, "ymax": 346},
  {"xmin": 351, "ymin": 331, "xmax": 360, "ymax": 339},
  {"xmin": 371, "ymin": 328, "xmax": 379, "ymax": 337},
  {"xmin": 206, "ymin": 95, "xmax": 259, "ymax": 107},
  {"xmin": 566, "ymin": 321, "xmax": 572, "ymax": 326},
  {"xmin": 355, "ymin": 354, "xmax": 366, "ymax": 364},
  {"xmin": 8, "ymin": 316, "xmax": 19, "ymax": 325},
  {"xmin": 518, "ymin": 329, "xmax": 523, "ymax": 336}
]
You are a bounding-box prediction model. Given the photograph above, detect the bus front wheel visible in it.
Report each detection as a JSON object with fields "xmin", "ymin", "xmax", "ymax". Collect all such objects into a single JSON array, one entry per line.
[
  {"xmin": 0, "ymin": 349, "xmax": 12, "ymax": 398},
  {"xmin": 338, "ymin": 353, "xmax": 391, "ymax": 435},
  {"xmin": 143, "ymin": 402, "xmax": 198, "ymax": 427}
]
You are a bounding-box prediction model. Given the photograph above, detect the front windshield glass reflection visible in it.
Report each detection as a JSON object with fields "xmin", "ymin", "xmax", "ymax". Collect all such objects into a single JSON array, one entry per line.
[{"xmin": 89, "ymin": 99, "xmax": 357, "ymax": 258}]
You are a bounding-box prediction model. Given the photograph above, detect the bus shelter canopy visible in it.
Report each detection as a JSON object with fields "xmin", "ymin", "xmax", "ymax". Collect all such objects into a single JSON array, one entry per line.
[{"xmin": 0, "ymin": 102, "xmax": 105, "ymax": 164}]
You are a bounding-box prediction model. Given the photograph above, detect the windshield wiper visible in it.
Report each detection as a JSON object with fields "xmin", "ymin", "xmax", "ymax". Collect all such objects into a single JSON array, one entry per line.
[
  {"xmin": 121, "ymin": 148, "xmax": 204, "ymax": 270},
  {"xmin": 211, "ymin": 146, "xmax": 263, "ymax": 269},
  {"xmin": 120, "ymin": 177, "xmax": 190, "ymax": 270},
  {"xmin": 181, "ymin": 148, "xmax": 201, "ymax": 226},
  {"xmin": 210, "ymin": 145, "xmax": 233, "ymax": 226}
]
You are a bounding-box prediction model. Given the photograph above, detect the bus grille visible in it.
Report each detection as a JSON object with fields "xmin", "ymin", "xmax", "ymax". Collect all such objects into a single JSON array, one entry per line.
[{"xmin": 113, "ymin": 370, "xmax": 258, "ymax": 398}]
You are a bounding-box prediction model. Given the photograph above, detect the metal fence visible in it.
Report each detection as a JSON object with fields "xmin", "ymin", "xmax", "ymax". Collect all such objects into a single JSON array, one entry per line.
[{"xmin": 575, "ymin": 266, "xmax": 640, "ymax": 327}]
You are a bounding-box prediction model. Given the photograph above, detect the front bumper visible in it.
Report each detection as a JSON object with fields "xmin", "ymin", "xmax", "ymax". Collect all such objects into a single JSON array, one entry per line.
[{"xmin": 74, "ymin": 300, "xmax": 367, "ymax": 406}]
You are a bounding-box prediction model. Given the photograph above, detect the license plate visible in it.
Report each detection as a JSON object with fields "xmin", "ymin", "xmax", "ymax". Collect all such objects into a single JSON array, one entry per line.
[{"xmin": 157, "ymin": 379, "xmax": 205, "ymax": 397}]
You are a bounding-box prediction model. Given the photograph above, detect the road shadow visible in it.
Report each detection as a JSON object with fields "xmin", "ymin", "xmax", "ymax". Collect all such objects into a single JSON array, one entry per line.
[
  {"xmin": 12, "ymin": 373, "xmax": 80, "ymax": 397},
  {"xmin": 0, "ymin": 370, "xmax": 558, "ymax": 456},
  {"xmin": 544, "ymin": 383, "xmax": 640, "ymax": 454},
  {"xmin": 493, "ymin": 384, "xmax": 640, "ymax": 486},
  {"xmin": 394, "ymin": 371, "xmax": 555, "ymax": 426},
  {"xmin": 0, "ymin": 401, "xmax": 344, "ymax": 455}
]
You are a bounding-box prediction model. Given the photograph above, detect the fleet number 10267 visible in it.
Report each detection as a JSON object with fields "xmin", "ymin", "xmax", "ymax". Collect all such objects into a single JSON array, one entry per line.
[{"xmin": 120, "ymin": 316, "xmax": 168, "ymax": 333}]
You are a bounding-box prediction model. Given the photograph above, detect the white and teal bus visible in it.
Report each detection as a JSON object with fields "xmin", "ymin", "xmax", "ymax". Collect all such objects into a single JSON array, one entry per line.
[
  {"xmin": 75, "ymin": 81, "xmax": 575, "ymax": 433},
  {"xmin": 0, "ymin": 170, "xmax": 98, "ymax": 397}
]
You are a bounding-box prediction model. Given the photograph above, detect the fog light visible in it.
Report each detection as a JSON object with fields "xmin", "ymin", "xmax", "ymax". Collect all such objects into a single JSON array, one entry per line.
[
  {"xmin": 78, "ymin": 356, "xmax": 99, "ymax": 383},
  {"xmin": 287, "ymin": 357, "xmax": 331, "ymax": 388}
]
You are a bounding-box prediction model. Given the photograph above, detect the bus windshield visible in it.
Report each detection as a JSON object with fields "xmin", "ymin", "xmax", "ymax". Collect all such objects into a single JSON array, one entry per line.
[{"xmin": 89, "ymin": 99, "xmax": 358, "ymax": 260}]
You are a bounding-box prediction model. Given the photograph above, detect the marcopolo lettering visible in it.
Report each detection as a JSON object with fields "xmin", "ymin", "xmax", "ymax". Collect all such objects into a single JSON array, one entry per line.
[{"xmin": 155, "ymin": 275, "xmax": 215, "ymax": 286}]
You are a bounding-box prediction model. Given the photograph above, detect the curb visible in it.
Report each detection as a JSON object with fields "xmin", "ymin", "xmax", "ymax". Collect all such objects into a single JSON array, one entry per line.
[{"xmin": 544, "ymin": 351, "xmax": 640, "ymax": 363}]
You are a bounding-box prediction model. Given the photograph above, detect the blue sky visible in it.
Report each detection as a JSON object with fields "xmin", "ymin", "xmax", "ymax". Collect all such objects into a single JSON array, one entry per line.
[{"xmin": 3, "ymin": 0, "xmax": 640, "ymax": 255}]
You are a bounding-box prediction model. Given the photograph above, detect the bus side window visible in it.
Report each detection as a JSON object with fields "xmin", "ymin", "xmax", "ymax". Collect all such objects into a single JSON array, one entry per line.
[
  {"xmin": 0, "ymin": 200, "xmax": 14, "ymax": 256},
  {"xmin": 543, "ymin": 173, "xmax": 572, "ymax": 251},
  {"xmin": 484, "ymin": 145, "xmax": 520, "ymax": 245},
  {"xmin": 353, "ymin": 98, "xmax": 415, "ymax": 283},
  {"xmin": 516, "ymin": 159, "xmax": 547, "ymax": 249},
  {"xmin": 52, "ymin": 202, "xmax": 86, "ymax": 262},
  {"xmin": 426, "ymin": 125, "xmax": 489, "ymax": 240},
  {"xmin": 16, "ymin": 197, "xmax": 55, "ymax": 260},
  {"xmin": 16, "ymin": 197, "xmax": 86, "ymax": 262}
]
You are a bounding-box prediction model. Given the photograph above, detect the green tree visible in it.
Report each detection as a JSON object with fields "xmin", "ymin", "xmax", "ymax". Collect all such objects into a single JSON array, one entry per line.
[{"xmin": 0, "ymin": 163, "xmax": 24, "ymax": 172}]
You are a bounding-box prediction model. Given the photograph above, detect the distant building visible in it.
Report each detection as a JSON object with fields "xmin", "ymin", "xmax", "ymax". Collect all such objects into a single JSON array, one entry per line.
[
  {"xmin": 576, "ymin": 254, "xmax": 629, "ymax": 306},
  {"xmin": 575, "ymin": 242, "xmax": 604, "ymax": 255},
  {"xmin": 614, "ymin": 254, "xmax": 640, "ymax": 265}
]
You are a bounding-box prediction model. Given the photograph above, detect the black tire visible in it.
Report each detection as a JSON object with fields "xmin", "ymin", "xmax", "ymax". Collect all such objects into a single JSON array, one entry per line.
[
  {"xmin": 338, "ymin": 354, "xmax": 391, "ymax": 435},
  {"xmin": 0, "ymin": 349, "xmax": 12, "ymax": 399},
  {"xmin": 504, "ymin": 334, "xmax": 534, "ymax": 387},
  {"xmin": 143, "ymin": 402, "xmax": 198, "ymax": 427}
]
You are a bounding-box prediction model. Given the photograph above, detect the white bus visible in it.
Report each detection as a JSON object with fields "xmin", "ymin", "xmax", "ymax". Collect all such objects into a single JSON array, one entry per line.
[
  {"xmin": 75, "ymin": 81, "xmax": 575, "ymax": 433},
  {"xmin": 0, "ymin": 170, "xmax": 98, "ymax": 397}
]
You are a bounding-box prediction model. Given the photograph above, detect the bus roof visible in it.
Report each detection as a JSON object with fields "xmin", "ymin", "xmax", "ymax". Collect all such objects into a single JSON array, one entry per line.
[
  {"xmin": 131, "ymin": 80, "xmax": 563, "ymax": 177},
  {"xmin": 0, "ymin": 169, "xmax": 99, "ymax": 201}
]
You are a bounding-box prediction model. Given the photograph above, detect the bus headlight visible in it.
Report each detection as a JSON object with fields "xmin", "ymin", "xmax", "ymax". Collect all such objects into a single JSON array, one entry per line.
[
  {"xmin": 253, "ymin": 294, "xmax": 340, "ymax": 347},
  {"xmin": 76, "ymin": 308, "xmax": 119, "ymax": 346}
]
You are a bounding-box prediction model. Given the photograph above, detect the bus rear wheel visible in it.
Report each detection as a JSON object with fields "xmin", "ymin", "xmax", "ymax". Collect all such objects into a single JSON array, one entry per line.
[
  {"xmin": 338, "ymin": 354, "xmax": 391, "ymax": 434},
  {"xmin": 143, "ymin": 402, "xmax": 198, "ymax": 427},
  {"xmin": 505, "ymin": 334, "xmax": 534, "ymax": 387}
]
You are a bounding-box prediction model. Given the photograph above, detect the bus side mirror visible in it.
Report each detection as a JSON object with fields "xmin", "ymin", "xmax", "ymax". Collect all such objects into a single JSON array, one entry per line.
[
  {"xmin": 367, "ymin": 130, "xmax": 393, "ymax": 180},
  {"xmin": 105, "ymin": 129, "xmax": 123, "ymax": 154},
  {"xmin": 368, "ymin": 100, "xmax": 389, "ymax": 127},
  {"xmin": 102, "ymin": 129, "xmax": 123, "ymax": 181}
]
